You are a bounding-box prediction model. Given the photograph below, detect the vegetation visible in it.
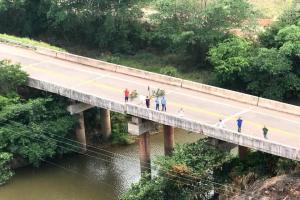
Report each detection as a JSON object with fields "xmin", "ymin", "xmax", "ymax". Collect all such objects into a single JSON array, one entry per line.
[
  {"xmin": 122, "ymin": 139, "xmax": 231, "ymax": 200},
  {"xmin": 111, "ymin": 113, "xmax": 134, "ymax": 145},
  {"xmin": 0, "ymin": 152, "xmax": 13, "ymax": 185},
  {"xmin": 209, "ymin": 6, "xmax": 300, "ymax": 101},
  {"xmin": 0, "ymin": 60, "xmax": 78, "ymax": 184},
  {"xmin": 0, "ymin": 34, "xmax": 65, "ymax": 51}
]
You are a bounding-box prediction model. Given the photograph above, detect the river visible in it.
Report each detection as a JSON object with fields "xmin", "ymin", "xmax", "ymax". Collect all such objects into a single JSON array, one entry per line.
[{"xmin": 0, "ymin": 129, "xmax": 203, "ymax": 200}]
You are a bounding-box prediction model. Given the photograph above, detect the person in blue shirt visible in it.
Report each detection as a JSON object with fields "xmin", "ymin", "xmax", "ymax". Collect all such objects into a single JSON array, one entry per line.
[
  {"xmin": 155, "ymin": 97, "xmax": 160, "ymax": 111},
  {"xmin": 161, "ymin": 96, "xmax": 167, "ymax": 112},
  {"xmin": 237, "ymin": 117, "xmax": 243, "ymax": 133}
]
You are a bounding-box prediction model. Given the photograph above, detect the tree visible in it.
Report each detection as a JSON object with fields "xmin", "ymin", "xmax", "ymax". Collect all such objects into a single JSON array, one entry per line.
[
  {"xmin": 208, "ymin": 37, "xmax": 252, "ymax": 89},
  {"xmin": 0, "ymin": 152, "xmax": 13, "ymax": 185},
  {"xmin": 0, "ymin": 60, "xmax": 77, "ymax": 184},
  {"xmin": 208, "ymin": 37, "xmax": 300, "ymax": 100},
  {"xmin": 122, "ymin": 139, "xmax": 231, "ymax": 200},
  {"xmin": 150, "ymin": 0, "xmax": 256, "ymax": 67}
]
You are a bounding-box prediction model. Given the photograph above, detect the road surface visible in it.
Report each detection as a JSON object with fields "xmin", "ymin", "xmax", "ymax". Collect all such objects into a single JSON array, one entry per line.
[{"xmin": 0, "ymin": 43, "xmax": 299, "ymax": 149}]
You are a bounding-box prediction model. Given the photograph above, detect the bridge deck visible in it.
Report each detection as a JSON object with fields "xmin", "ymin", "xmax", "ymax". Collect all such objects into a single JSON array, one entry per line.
[{"xmin": 0, "ymin": 43, "xmax": 299, "ymax": 151}]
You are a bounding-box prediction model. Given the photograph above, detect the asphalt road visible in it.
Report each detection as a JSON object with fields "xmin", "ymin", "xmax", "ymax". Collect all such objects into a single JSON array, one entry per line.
[{"xmin": 1, "ymin": 43, "xmax": 299, "ymax": 149}]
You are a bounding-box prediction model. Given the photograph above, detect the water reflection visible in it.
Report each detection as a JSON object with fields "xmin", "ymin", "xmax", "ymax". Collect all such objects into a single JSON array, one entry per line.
[{"xmin": 0, "ymin": 129, "xmax": 202, "ymax": 200}]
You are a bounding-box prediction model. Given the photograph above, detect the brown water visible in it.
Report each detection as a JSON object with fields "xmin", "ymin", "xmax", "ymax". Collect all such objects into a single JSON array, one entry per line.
[{"xmin": 0, "ymin": 129, "xmax": 203, "ymax": 200}]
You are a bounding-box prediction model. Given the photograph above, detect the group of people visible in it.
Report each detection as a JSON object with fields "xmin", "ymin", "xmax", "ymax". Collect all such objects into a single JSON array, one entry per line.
[
  {"xmin": 217, "ymin": 117, "xmax": 269, "ymax": 139},
  {"xmin": 124, "ymin": 88, "xmax": 167, "ymax": 111},
  {"xmin": 126, "ymin": 88, "xmax": 269, "ymax": 139}
]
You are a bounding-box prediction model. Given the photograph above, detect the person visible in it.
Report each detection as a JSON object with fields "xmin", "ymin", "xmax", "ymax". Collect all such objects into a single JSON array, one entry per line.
[
  {"xmin": 155, "ymin": 97, "xmax": 160, "ymax": 111},
  {"xmin": 236, "ymin": 117, "xmax": 243, "ymax": 133},
  {"xmin": 145, "ymin": 96, "xmax": 150, "ymax": 108},
  {"xmin": 124, "ymin": 88, "xmax": 129, "ymax": 102},
  {"xmin": 161, "ymin": 96, "xmax": 167, "ymax": 111},
  {"xmin": 263, "ymin": 126, "xmax": 268, "ymax": 139},
  {"xmin": 217, "ymin": 119, "xmax": 225, "ymax": 128},
  {"xmin": 178, "ymin": 108, "xmax": 184, "ymax": 117}
]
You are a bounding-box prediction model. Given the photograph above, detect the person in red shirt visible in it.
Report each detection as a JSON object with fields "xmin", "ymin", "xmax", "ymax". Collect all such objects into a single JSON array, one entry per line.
[{"xmin": 124, "ymin": 88, "xmax": 129, "ymax": 102}]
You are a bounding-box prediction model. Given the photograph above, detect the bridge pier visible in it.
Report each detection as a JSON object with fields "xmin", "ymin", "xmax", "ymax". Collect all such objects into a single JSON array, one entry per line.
[
  {"xmin": 138, "ymin": 132, "xmax": 151, "ymax": 175},
  {"xmin": 164, "ymin": 125, "xmax": 175, "ymax": 156},
  {"xmin": 76, "ymin": 112, "xmax": 87, "ymax": 152},
  {"xmin": 100, "ymin": 108, "xmax": 111, "ymax": 140},
  {"xmin": 238, "ymin": 146, "xmax": 250, "ymax": 160},
  {"xmin": 128, "ymin": 117, "xmax": 155, "ymax": 175}
]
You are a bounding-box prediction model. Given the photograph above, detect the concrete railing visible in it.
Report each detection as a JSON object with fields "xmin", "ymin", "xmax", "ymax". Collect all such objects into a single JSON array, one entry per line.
[
  {"xmin": 2, "ymin": 38, "xmax": 300, "ymax": 116},
  {"xmin": 27, "ymin": 77, "xmax": 300, "ymax": 161},
  {"xmin": 258, "ymin": 97, "xmax": 300, "ymax": 116}
]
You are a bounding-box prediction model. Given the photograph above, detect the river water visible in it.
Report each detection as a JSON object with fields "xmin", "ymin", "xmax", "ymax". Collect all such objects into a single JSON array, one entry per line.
[{"xmin": 0, "ymin": 129, "xmax": 202, "ymax": 200}]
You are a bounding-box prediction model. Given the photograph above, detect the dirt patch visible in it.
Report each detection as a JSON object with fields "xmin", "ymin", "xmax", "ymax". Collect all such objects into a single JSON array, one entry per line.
[{"xmin": 232, "ymin": 172, "xmax": 300, "ymax": 200}]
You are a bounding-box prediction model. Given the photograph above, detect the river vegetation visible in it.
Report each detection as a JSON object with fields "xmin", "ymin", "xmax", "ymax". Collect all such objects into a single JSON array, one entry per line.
[
  {"xmin": 122, "ymin": 139, "xmax": 300, "ymax": 200},
  {"xmin": 0, "ymin": 60, "xmax": 78, "ymax": 184}
]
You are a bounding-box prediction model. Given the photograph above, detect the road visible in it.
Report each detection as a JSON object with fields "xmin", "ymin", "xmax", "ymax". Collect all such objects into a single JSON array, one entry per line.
[{"xmin": 0, "ymin": 43, "xmax": 299, "ymax": 149}]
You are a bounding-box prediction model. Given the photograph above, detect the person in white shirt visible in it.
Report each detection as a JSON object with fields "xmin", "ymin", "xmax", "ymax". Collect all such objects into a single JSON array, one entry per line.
[{"xmin": 217, "ymin": 119, "xmax": 225, "ymax": 128}]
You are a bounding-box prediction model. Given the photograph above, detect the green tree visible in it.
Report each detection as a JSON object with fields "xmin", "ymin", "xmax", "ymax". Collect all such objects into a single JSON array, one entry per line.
[
  {"xmin": 122, "ymin": 139, "xmax": 231, "ymax": 200},
  {"xmin": 0, "ymin": 60, "xmax": 27, "ymax": 96},
  {"xmin": 208, "ymin": 37, "xmax": 252, "ymax": 89},
  {"xmin": 0, "ymin": 60, "xmax": 78, "ymax": 184},
  {"xmin": 150, "ymin": 0, "xmax": 256, "ymax": 67},
  {"xmin": 209, "ymin": 36, "xmax": 300, "ymax": 100},
  {"xmin": 0, "ymin": 152, "xmax": 14, "ymax": 185}
]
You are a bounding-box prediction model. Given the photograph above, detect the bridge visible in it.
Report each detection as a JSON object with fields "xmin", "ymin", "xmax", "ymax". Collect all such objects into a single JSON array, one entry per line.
[{"xmin": 1, "ymin": 40, "xmax": 300, "ymax": 174}]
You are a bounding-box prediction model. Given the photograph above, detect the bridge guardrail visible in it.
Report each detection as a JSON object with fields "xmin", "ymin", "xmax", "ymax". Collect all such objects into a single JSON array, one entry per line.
[
  {"xmin": 257, "ymin": 97, "xmax": 300, "ymax": 116},
  {"xmin": 2, "ymin": 38, "xmax": 300, "ymax": 116}
]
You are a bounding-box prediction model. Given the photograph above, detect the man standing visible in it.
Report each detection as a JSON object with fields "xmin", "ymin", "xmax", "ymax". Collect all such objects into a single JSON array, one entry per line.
[
  {"xmin": 263, "ymin": 126, "xmax": 268, "ymax": 139},
  {"xmin": 124, "ymin": 88, "xmax": 129, "ymax": 102},
  {"xmin": 155, "ymin": 97, "xmax": 160, "ymax": 111},
  {"xmin": 146, "ymin": 96, "xmax": 150, "ymax": 108},
  {"xmin": 237, "ymin": 117, "xmax": 243, "ymax": 133},
  {"xmin": 161, "ymin": 96, "xmax": 167, "ymax": 112},
  {"xmin": 217, "ymin": 119, "xmax": 225, "ymax": 129}
]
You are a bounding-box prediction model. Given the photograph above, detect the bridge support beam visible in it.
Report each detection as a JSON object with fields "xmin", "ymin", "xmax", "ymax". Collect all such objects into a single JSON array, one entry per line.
[
  {"xmin": 128, "ymin": 116, "xmax": 155, "ymax": 176},
  {"xmin": 208, "ymin": 137, "xmax": 221, "ymax": 146},
  {"xmin": 139, "ymin": 132, "xmax": 151, "ymax": 175},
  {"xmin": 164, "ymin": 125, "xmax": 175, "ymax": 156},
  {"xmin": 100, "ymin": 108, "xmax": 111, "ymax": 140},
  {"xmin": 76, "ymin": 112, "xmax": 87, "ymax": 152},
  {"xmin": 238, "ymin": 146, "xmax": 250, "ymax": 160}
]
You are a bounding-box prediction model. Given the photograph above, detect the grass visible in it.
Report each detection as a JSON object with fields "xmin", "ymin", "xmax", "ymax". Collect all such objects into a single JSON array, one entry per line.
[
  {"xmin": 0, "ymin": 33, "xmax": 214, "ymax": 84},
  {"xmin": 249, "ymin": 0, "xmax": 294, "ymax": 19},
  {"xmin": 0, "ymin": 34, "xmax": 65, "ymax": 52}
]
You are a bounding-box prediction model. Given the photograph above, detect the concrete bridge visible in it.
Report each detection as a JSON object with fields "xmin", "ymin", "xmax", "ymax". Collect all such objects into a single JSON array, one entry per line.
[{"xmin": 1, "ymin": 40, "xmax": 300, "ymax": 174}]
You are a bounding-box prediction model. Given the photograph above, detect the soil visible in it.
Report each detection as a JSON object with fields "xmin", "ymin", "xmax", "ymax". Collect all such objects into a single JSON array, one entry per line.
[{"xmin": 232, "ymin": 172, "xmax": 300, "ymax": 200}]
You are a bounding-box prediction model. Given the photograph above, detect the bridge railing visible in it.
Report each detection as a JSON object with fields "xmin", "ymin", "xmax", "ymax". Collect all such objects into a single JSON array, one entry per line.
[
  {"xmin": 28, "ymin": 77, "xmax": 300, "ymax": 161},
  {"xmin": 1, "ymin": 38, "xmax": 300, "ymax": 116}
]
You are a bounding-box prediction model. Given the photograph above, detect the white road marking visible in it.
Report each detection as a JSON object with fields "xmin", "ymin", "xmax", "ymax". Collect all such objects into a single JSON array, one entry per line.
[
  {"xmin": 223, "ymin": 107, "xmax": 256, "ymax": 123},
  {"xmin": 213, "ymin": 106, "xmax": 256, "ymax": 126}
]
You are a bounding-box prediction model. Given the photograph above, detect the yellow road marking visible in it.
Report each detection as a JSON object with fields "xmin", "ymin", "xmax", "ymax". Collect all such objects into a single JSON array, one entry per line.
[{"xmin": 24, "ymin": 62, "xmax": 300, "ymax": 140}]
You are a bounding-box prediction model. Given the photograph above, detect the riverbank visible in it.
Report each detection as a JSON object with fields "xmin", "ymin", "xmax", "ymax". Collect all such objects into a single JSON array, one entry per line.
[{"xmin": 0, "ymin": 129, "xmax": 203, "ymax": 200}]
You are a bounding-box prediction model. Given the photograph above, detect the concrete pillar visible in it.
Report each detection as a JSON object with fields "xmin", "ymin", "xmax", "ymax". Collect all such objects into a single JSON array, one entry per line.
[
  {"xmin": 100, "ymin": 108, "xmax": 111, "ymax": 140},
  {"xmin": 208, "ymin": 137, "xmax": 221, "ymax": 146},
  {"xmin": 238, "ymin": 146, "xmax": 250, "ymax": 160},
  {"xmin": 164, "ymin": 125, "xmax": 175, "ymax": 156},
  {"xmin": 76, "ymin": 112, "xmax": 87, "ymax": 152},
  {"xmin": 138, "ymin": 132, "xmax": 151, "ymax": 175}
]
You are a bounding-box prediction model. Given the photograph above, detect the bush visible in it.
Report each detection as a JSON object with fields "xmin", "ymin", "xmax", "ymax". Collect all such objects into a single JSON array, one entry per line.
[
  {"xmin": 159, "ymin": 66, "xmax": 178, "ymax": 76},
  {"xmin": 111, "ymin": 113, "xmax": 134, "ymax": 145},
  {"xmin": 0, "ymin": 152, "xmax": 14, "ymax": 185}
]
